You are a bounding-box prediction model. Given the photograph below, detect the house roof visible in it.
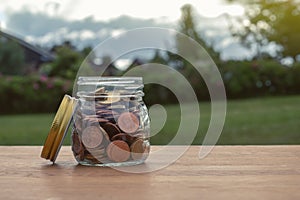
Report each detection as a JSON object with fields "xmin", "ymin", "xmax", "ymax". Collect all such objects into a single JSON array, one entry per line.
[{"xmin": 0, "ymin": 29, "xmax": 55, "ymax": 62}]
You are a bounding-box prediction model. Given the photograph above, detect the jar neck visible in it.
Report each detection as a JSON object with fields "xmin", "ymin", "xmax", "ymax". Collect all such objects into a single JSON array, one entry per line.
[{"xmin": 76, "ymin": 76, "xmax": 144, "ymax": 98}]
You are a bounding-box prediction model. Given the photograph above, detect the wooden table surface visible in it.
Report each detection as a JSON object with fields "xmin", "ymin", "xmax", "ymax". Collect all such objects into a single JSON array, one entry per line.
[{"xmin": 0, "ymin": 146, "xmax": 299, "ymax": 200}]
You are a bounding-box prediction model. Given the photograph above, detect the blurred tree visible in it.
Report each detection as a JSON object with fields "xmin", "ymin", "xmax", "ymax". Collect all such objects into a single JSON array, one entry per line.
[
  {"xmin": 228, "ymin": 0, "xmax": 300, "ymax": 60},
  {"xmin": 43, "ymin": 41, "xmax": 84, "ymax": 79},
  {"xmin": 0, "ymin": 38, "xmax": 25, "ymax": 75},
  {"xmin": 151, "ymin": 50, "xmax": 168, "ymax": 65},
  {"xmin": 81, "ymin": 46, "xmax": 93, "ymax": 57},
  {"xmin": 177, "ymin": 4, "xmax": 221, "ymax": 63},
  {"xmin": 177, "ymin": 4, "xmax": 218, "ymax": 97}
]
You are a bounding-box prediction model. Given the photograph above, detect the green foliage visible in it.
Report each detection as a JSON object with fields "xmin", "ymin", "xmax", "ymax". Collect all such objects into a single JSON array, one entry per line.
[
  {"xmin": 0, "ymin": 38, "xmax": 25, "ymax": 75},
  {"xmin": 138, "ymin": 3, "xmax": 218, "ymax": 105},
  {"xmin": 0, "ymin": 75, "xmax": 72, "ymax": 114},
  {"xmin": 177, "ymin": 4, "xmax": 221, "ymax": 63},
  {"xmin": 228, "ymin": 0, "xmax": 300, "ymax": 60},
  {"xmin": 221, "ymin": 60, "xmax": 300, "ymax": 98},
  {"xmin": 41, "ymin": 41, "xmax": 86, "ymax": 79},
  {"xmin": 142, "ymin": 56, "xmax": 300, "ymax": 104}
]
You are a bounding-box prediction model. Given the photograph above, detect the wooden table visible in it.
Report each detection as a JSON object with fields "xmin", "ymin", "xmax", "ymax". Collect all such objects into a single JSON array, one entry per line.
[{"xmin": 0, "ymin": 146, "xmax": 299, "ymax": 200}]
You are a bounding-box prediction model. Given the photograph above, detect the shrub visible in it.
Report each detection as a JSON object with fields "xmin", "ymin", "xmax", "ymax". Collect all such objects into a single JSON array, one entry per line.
[
  {"xmin": 0, "ymin": 75, "xmax": 73, "ymax": 114},
  {"xmin": 221, "ymin": 60, "xmax": 300, "ymax": 98}
]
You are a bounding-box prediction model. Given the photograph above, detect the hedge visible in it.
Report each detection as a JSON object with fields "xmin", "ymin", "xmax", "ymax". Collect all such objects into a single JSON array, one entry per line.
[
  {"xmin": 0, "ymin": 75, "xmax": 72, "ymax": 114},
  {"xmin": 1, "ymin": 60, "xmax": 300, "ymax": 114},
  {"xmin": 221, "ymin": 60, "xmax": 300, "ymax": 98}
]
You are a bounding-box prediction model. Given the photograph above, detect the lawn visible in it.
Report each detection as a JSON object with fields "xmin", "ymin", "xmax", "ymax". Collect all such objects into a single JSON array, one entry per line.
[{"xmin": 0, "ymin": 95, "xmax": 299, "ymax": 145}]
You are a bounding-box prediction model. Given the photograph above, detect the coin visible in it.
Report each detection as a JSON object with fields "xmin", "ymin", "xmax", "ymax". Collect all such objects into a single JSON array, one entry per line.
[
  {"xmin": 78, "ymin": 149, "xmax": 85, "ymax": 161},
  {"xmin": 117, "ymin": 112, "xmax": 139, "ymax": 134},
  {"xmin": 98, "ymin": 92, "xmax": 120, "ymax": 104},
  {"xmin": 71, "ymin": 86, "xmax": 149, "ymax": 165},
  {"xmin": 72, "ymin": 133, "xmax": 82, "ymax": 155},
  {"xmin": 95, "ymin": 87, "xmax": 105, "ymax": 94},
  {"xmin": 102, "ymin": 122, "xmax": 121, "ymax": 139},
  {"xmin": 97, "ymin": 118, "xmax": 110, "ymax": 123},
  {"xmin": 87, "ymin": 146, "xmax": 108, "ymax": 162},
  {"xmin": 106, "ymin": 140, "xmax": 130, "ymax": 162},
  {"xmin": 95, "ymin": 104, "xmax": 108, "ymax": 110},
  {"xmin": 83, "ymin": 117, "xmax": 99, "ymax": 126},
  {"xmin": 84, "ymin": 153, "xmax": 104, "ymax": 164},
  {"xmin": 81, "ymin": 126, "xmax": 104, "ymax": 149},
  {"xmin": 97, "ymin": 111, "xmax": 119, "ymax": 118},
  {"xmin": 111, "ymin": 133, "xmax": 135, "ymax": 145},
  {"xmin": 75, "ymin": 153, "xmax": 84, "ymax": 161},
  {"xmin": 130, "ymin": 139, "xmax": 150, "ymax": 160}
]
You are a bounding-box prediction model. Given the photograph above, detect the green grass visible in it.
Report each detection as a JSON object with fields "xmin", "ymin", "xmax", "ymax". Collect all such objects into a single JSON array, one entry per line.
[{"xmin": 0, "ymin": 95, "xmax": 300, "ymax": 145}]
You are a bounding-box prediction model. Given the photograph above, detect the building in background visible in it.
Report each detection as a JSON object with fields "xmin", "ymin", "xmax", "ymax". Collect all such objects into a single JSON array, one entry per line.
[{"xmin": 0, "ymin": 29, "xmax": 55, "ymax": 74}]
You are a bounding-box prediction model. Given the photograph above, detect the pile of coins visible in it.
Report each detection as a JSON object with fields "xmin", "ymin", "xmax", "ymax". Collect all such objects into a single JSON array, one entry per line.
[{"xmin": 72, "ymin": 87, "xmax": 150, "ymax": 165}]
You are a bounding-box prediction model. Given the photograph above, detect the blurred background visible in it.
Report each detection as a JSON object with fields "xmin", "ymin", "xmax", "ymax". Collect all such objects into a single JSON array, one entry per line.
[{"xmin": 0, "ymin": 0, "xmax": 299, "ymax": 145}]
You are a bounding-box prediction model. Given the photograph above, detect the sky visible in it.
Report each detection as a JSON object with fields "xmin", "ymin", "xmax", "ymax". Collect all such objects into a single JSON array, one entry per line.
[
  {"xmin": 0, "ymin": 0, "xmax": 254, "ymax": 61},
  {"xmin": 0, "ymin": 0, "xmax": 244, "ymax": 23}
]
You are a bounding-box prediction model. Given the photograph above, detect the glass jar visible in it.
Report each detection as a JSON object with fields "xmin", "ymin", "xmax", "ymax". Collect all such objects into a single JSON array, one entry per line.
[{"xmin": 71, "ymin": 77, "xmax": 150, "ymax": 166}]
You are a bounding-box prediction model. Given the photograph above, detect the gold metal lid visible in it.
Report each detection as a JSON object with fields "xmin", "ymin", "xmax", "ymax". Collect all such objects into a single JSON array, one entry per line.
[{"xmin": 41, "ymin": 95, "xmax": 77, "ymax": 163}]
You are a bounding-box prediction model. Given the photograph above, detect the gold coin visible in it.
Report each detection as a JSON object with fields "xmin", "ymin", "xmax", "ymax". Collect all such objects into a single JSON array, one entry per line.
[
  {"xmin": 98, "ymin": 92, "xmax": 120, "ymax": 104},
  {"xmin": 95, "ymin": 87, "xmax": 105, "ymax": 94}
]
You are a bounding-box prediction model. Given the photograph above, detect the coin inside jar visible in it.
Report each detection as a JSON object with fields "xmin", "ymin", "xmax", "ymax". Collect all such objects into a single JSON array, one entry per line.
[
  {"xmin": 98, "ymin": 92, "xmax": 121, "ymax": 104},
  {"xmin": 106, "ymin": 140, "xmax": 130, "ymax": 162},
  {"xmin": 102, "ymin": 122, "xmax": 121, "ymax": 139},
  {"xmin": 70, "ymin": 77, "xmax": 150, "ymax": 166},
  {"xmin": 130, "ymin": 139, "xmax": 150, "ymax": 160},
  {"xmin": 81, "ymin": 126, "xmax": 105, "ymax": 149},
  {"xmin": 117, "ymin": 112, "xmax": 139, "ymax": 134},
  {"xmin": 111, "ymin": 133, "xmax": 135, "ymax": 145},
  {"xmin": 72, "ymin": 133, "xmax": 82, "ymax": 155}
]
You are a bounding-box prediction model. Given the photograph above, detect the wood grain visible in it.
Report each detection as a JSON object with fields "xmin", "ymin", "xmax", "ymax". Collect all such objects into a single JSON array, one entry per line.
[{"xmin": 0, "ymin": 146, "xmax": 299, "ymax": 200}]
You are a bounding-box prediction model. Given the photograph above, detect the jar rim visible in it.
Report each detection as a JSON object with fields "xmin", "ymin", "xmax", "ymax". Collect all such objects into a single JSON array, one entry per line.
[
  {"xmin": 76, "ymin": 76, "xmax": 144, "ymax": 98},
  {"xmin": 77, "ymin": 91, "xmax": 144, "ymax": 98},
  {"xmin": 77, "ymin": 76, "xmax": 143, "ymax": 85}
]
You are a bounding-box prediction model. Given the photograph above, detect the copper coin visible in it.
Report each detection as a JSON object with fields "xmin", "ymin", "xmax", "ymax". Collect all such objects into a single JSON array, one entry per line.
[
  {"xmin": 130, "ymin": 139, "xmax": 150, "ymax": 160},
  {"xmin": 97, "ymin": 110, "xmax": 119, "ymax": 116},
  {"xmin": 111, "ymin": 133, "xmax": 135, "ymax": 145},
  {"xmin": 81, "ymin": 126, "xmax": 104, "ymax": 148},
  {"xmin": 97, "ymin": 118, "xmax": 109, "ymax": 123},
  {"xmin": 117, "ymin": 112, "xmax": 139, "ymax": 134},
  {"xmin": 72, "ymin": 133, "xmax": 82, "ymax": 155},
  {"xmin": 83, "ymin": 117, "xmax": 99, "ymax": 125},
  {"xmin": 84, "ymin": 115, "xmax": 99, "ymax": 118},
  {"xmin": 102, "ymin": 122, "xmax": 121, "ymax": 139},
  {"xmin": 96, "ymin": 110, "xmax": 112, "ymax": 114},
  {"xmin": 106, "ymin": 140, "xmax": 130, "ymax": 162},
  {"xmin": 78, "ymin": 149, "xmax": 85, "ymax": 161},
  {"xmin": 84, "ymin": 153, "xmax": 104, "ymax": 164}
]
